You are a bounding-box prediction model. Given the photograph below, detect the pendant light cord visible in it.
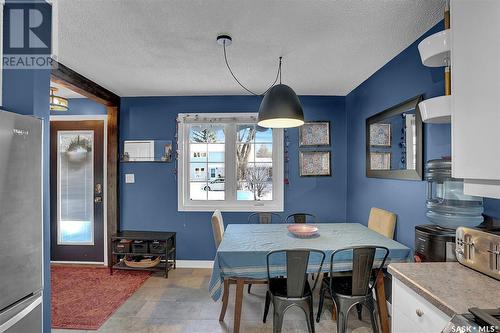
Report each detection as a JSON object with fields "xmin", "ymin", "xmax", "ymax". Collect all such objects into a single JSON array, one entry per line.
[{"xmin": 223, "ymin": 40, "xmax": 282, "ymax": 96}]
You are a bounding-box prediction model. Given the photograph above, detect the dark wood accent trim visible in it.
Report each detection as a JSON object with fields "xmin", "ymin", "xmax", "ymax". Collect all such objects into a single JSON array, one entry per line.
[
  {"xmin": 51, "ymin": 61, "xmax": 120, "ymax": 106},
  {"xmin": 107, "ymin": 106, "xmax": 119, "ymax": 268},
  {"xmin": 51, "ymin": 61, "xmax": 121, "ymax": 268}
]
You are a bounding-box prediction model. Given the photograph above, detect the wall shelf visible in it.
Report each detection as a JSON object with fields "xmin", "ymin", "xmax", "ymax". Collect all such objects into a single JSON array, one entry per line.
[
  {"xmin": 418, "ymin": 95, "xmax": 451, "ymax": 124},
  {"xmin": 418, "ymin": 29, "xmax": 451, "ymax": 67}
]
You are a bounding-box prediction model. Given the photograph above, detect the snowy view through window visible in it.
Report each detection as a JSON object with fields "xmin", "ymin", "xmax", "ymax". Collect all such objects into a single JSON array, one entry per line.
[{"xmin": 188, "ymin": 124, "xmax": 273, "ymax": 201}]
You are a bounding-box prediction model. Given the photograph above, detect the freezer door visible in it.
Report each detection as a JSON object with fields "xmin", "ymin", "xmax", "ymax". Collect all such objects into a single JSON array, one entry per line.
[
  {"xmin": 0, "ymin": 111, "xmax": 43, "ymax": 311},
  {"xmin": 0, "ymin": 293, "xmax": 42, "ymax": 333}
]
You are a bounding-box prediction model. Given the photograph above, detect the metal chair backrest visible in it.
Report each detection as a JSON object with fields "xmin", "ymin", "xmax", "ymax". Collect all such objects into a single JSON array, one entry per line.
[
  {"xmin": 329, "ymin": 246, "xmax": 389, "ymax": 296},
  {"xmin": 285, "ymin": 213, "xmax": 316, "ymax": 224},
  {"xmin": 266, "ymin": 249, "xmax": 325, "ymax": 298},
  {"xmin": 248, "ymin": 212, "xmax": 283, "ymax": 224}
]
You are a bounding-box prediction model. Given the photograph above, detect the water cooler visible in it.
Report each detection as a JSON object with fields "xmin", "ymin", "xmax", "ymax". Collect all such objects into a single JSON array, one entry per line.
[{"xmin": 414, "ymin": 158, "xmax": 484, "ymax": 262}]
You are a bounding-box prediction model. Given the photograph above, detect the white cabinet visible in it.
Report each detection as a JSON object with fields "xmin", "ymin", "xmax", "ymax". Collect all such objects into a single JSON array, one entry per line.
[
  {"xmin": 451, "ymin": 0, "xmax": 500, "ymax": 198},
  {"xmin": 391, "ymin": 278, "xmax": 450, "ymax": 333}
]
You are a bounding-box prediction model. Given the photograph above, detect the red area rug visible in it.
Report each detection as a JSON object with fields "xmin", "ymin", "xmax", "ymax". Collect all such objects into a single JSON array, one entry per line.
[{"xmin": 51, "ymin": 265, "xmax": 151, "ymax": 330}]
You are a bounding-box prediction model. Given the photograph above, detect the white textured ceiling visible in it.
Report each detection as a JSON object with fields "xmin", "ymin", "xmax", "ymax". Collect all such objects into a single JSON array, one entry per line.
[{"xmin": 56, "ymin": 0, "xmax": 444, "ymax": 96}]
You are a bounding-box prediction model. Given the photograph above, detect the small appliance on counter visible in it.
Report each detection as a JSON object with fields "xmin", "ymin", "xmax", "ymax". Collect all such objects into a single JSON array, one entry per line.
[
  {"xmin": 455, "ymin": 226, "xmax": 500, "ymax": 280},
  {"xmin": 415, "ymin": 158, "xmax": 485, "ymax": 262},
  {"xmin": 415, "ymin": 224, "xmax": 456, "ymax": 262}
]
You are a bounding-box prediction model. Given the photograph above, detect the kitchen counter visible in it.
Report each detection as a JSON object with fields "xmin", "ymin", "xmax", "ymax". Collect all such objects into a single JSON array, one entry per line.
[{"xmin": 388, "ymin": 262, "xmax": 500, "ymax": 316}]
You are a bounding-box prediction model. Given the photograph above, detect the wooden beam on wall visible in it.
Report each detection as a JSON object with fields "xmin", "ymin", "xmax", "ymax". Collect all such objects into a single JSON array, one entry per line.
[
  {"xmin": 51, "ymin": 61, "xmax": 120, "ymax": 106},
  {"xmin": 107, "ymin": 106, "xmax": 119, "ymax": 266}
]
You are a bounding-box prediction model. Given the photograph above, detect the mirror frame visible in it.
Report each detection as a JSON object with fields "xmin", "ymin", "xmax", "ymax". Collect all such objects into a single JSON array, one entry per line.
[{"xmin": 365, "ymin": 95, "xmax": 423, "ymax": 180}]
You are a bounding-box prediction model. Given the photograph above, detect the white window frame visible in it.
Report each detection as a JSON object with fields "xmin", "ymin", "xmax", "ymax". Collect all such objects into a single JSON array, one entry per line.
[{"xmin": 177, "ymin": 113, "xmax": 284, "ymax": 212}]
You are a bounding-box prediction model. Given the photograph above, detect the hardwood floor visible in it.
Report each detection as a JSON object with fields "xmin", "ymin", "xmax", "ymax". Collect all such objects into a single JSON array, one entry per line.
[{"xmin": 52, "ymin": 268, "xmax": 374, "ymax": 333}]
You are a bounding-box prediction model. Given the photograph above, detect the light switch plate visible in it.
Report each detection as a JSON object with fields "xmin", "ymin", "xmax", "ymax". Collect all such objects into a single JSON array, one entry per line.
[{"xmin": 125, "ymin": 174, "xmax": 135, "ymax": 184}]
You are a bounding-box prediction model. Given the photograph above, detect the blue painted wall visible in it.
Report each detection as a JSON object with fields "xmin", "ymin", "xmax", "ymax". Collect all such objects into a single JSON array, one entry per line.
[
  {"xmin": 50, "ymin": 97, "xmax": 107, "ymax": 116},
  {"xmin": 119, "ymin": 96, "xmax": 346, "ymax": 260},
  {"xmin": 345, "ymin": 21, "xmax": 500, "ymax": 249}
]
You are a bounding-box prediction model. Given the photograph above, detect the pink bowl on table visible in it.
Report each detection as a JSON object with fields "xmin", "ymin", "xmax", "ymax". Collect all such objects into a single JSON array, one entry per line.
[{"xmin": 287, "ymin": 224, "xmax": 319, "ymax": 238}]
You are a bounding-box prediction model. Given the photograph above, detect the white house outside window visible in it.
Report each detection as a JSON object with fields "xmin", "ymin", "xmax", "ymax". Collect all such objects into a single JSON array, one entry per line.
[{"xmin": 177, "ymin": 113, "xmax": 284, "ymax": 212}]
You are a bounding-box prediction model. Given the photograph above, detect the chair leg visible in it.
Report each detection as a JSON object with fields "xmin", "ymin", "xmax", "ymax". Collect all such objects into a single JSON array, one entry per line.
[
  {"xmin": 307, "ymin": 298, "xmax": 315, "ymax": 333},
  {"xmin": 336, "ymin": 310, "xmax": 347, "ymax": 333},
  {"xmin": 219, "ymin": 279, "xmax": 229, "ymax": 322},
  {"xmin": 334, "ymin": 297, "xmax": 352, "ymax": 333},
  {"xmin": 367, "ymin": 299, "xmax": 379, "ymax": 333},
  {"xmin": 263, "ymin": 291, "xmax": 271, "ymax": 323},
  {"xmin": 356, "ymin": 303, "xmax": 363, "ymax": 320},
  {"xmin": 247, "ymin": 284, "xmax": 252, "ymax": 294},
  {"xmin": 273, "ymin": 305, "xmax": 284, "ymax": 333},
  {"xmin": 316, "ymin": 286, "xmax": 326, "ymax": 323}
]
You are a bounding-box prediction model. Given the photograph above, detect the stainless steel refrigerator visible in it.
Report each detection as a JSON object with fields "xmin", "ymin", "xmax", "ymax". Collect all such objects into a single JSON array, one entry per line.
[{"xmin": 0, "ymin": 110, "xmax": 43, "ymax": 333}]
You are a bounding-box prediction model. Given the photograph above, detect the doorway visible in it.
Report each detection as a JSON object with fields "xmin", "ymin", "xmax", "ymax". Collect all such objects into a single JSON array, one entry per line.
[{"xmin": 50, "ymin": 119, "xmax": 106, "ymax": 263}]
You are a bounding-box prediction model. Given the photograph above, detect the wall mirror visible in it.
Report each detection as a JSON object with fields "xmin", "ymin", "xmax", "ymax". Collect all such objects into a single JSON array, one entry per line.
[
  {"xmin": 122, "ymin": 140, "xmax": 173, "ymax": 162},
  {"xmin": 366, "ymin": 95, "xmax": 423, "ymax": 180}
]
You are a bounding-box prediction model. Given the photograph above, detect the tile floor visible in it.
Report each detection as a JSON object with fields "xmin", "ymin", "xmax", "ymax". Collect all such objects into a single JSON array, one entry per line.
[{"xmin": 52, "ymin": 268, "xmax": 375, "ymax": 332}]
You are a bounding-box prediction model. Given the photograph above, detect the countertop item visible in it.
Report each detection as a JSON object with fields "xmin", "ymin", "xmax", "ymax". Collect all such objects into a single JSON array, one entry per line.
[{"xmin": 388, "ymin": 262, "xmax": 500, "ymax": 317}]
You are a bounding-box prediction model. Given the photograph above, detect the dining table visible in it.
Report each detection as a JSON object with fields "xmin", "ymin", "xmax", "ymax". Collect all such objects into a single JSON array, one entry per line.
[{"xmin": 208, "ymin": 223, "xmax": 411, "ymax": 333}]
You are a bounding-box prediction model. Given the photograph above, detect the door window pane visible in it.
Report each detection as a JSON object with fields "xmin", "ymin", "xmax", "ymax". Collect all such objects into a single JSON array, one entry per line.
[{"xmin": 57, "ymin": 131, "xmax": 94, "ymax": 244}]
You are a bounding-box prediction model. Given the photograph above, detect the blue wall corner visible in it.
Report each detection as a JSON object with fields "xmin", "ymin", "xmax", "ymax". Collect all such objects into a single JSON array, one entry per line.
[
  {"xmin": 119, "ymin": 95, "xmax": 347, "ymax": 260},
  {"xmin": 345, "ymin": 20, "xmax": 500, "ymax": 249}
]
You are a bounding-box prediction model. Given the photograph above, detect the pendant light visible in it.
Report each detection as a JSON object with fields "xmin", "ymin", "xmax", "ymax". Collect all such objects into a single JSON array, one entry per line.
[
  {"xmin": 217, "ymin": 35, "xmax": 304, "ymax": 128},
  {"xmin": 49, "ymin": 87, "xmax": 69, "ymax": 111}
]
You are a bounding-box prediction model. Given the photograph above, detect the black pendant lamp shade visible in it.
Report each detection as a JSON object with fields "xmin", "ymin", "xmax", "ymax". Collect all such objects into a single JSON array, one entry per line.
[{"xmin": 257, "ymin": 84, "xmax": 304, "ymax": 128}]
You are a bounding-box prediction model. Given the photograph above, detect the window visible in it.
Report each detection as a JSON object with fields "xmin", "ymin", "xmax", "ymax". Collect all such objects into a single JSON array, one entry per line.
[{"xmin": 178, "ymin": 113, "xmax": 284, "ymax": 211}]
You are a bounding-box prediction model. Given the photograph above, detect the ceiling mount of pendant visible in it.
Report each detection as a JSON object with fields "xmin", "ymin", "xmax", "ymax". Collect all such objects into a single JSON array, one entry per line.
[{"xmin": 216, "ymin": 35, "xmax": 232, "ymax": 47}]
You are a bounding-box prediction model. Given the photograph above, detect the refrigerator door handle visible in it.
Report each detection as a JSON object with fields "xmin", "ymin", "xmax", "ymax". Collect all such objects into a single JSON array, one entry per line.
[{"xmin": 0, "ymin": 295, "xmax": 42, "ymax": 333}]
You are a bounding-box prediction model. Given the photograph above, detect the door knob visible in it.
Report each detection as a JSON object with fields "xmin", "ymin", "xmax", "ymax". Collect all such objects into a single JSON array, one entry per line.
[{"xmin": 95, "ymin": 183, "xmax": 102, "ymax": 194}]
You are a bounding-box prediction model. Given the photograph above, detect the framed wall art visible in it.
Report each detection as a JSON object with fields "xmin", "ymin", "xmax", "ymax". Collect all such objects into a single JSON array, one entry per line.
[
  {"xmin": 299, "ymin": 151, "xmax": 331, "ymax": 177},
  {"xmin": 370, "ymin": 152, "xmax": 391, "ymax": 170},
  {"xmin": 369, "ymin": 123, "xmax": 391, "ymax": 147},
  {"xmin": 299, "ymin": 121, "xmax": 330, "ymax": 147}
]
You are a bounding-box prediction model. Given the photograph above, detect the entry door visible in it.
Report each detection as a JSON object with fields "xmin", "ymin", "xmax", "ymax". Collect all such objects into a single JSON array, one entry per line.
[{"xmin": 50, "ymin": 121, "xmax": 104, "ymax": 262}]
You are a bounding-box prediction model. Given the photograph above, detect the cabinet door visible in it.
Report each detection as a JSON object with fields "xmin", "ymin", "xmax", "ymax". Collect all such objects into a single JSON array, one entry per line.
[
  {"xmin": 451, "ymin": 0, "xmax": 500, "ymax": 180},
  {"xmin": 391, "ymin": 278, "xmax": 450, "ymax": 333}
]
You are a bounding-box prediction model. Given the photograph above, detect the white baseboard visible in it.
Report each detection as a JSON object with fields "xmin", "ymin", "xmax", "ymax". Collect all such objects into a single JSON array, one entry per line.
[
  {"xmin": 51, "ymin": 261, "xmax": 105, "ymax": 265},
  {"xmin": 175, "ymin": 260, "xmax": 214, "ymax": 268}
]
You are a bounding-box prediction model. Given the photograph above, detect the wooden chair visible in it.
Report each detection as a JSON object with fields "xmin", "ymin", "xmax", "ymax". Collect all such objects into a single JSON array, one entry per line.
[
  {"xmin": 214, "ymin": 210, "xmax": 267, "ymax": 323},
  {"xmin": 368, "ymin": 207, "xmax": 397, "ymax": 239},
  {"xmin": 211, "ymin": 209, "xmax": 225, "ymax": 249}
]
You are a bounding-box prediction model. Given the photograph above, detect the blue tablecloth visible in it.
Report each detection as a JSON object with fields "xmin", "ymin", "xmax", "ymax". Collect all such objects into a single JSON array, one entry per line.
[{"xmin": 209, "ymin": 223, "xmax": 411, "ymax": 301}]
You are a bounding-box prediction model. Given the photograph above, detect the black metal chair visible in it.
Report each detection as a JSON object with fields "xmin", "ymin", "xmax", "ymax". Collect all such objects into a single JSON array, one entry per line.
[
  {"xmin": 285, "ymin": 213, "xmax": 316, "ymax": 223},
  {"xmin": 263, "ymin": 249, "xmax": 325, "ymax": 333},
  {"xmin": 247, "ymin": 212, "xmax": 283, "ymax": 294},
  {"xmin": 248, "ymin": 212, "xmax": 283, "ymax": 224},
  {"xmin": 316, "ymin": 246, "xmax": 389, "ymax": 333}
]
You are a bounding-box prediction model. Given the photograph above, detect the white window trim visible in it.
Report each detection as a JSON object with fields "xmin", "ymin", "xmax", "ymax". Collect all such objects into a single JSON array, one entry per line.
[{"xmin": 177, "ymin": 112, "xmax": 284, "ymax": 212}]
